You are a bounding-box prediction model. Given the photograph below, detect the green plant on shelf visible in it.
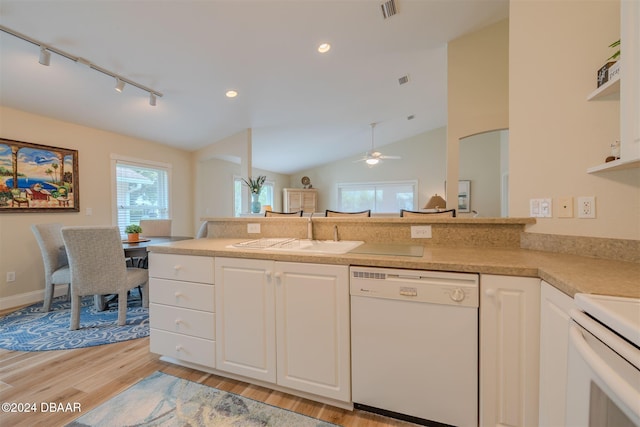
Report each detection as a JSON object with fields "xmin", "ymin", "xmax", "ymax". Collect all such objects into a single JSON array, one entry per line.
[
  {"xmin": 125, "ymin": 224, "xmax": 142, "ymax": 234},
  {"xmin": 607, "ymin": 39, "xmax": 620, "ymax": 61}
]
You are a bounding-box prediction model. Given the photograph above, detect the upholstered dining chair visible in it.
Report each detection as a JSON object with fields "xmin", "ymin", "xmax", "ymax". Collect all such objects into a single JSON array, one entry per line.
[
  {"xmin": 400, "ymin": 209, "xmax": 457, "ymax": 217},
  {"xmin": 139, "ymin": 219, "xmax": 172, "ymax": 237},
  {"xmin": 265, "ymin": 210, "xmax": 303, "ymax": 217},
  {"xmin": 61, "ymin": 226, "xmax": 149, "ymax": 330},
  {"xmin": 325, "ymin": 209, "xmax": 371, "ymax": 217},
  {"xmin": 31, "ymin": 223, "xmax": 71, "ymax": 312}
]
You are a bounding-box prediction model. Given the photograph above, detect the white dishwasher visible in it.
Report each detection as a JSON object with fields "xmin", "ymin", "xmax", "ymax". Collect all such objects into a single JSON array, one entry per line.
[{"xmin": 350, "ymin": 266, "xmax": 479, "ymax": 427}]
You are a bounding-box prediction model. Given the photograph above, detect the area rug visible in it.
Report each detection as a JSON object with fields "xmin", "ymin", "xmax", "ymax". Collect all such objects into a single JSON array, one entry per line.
[
  {"xmin": 67, "ymin": 371, "xmax": 339, "ymax": 426},
  {"xmin": 0, "ymin": 294, "xmax": 148, "ymax": 351}
]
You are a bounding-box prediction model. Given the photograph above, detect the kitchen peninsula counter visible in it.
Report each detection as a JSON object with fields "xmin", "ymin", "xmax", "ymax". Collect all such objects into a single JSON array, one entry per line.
[{"xmin": 148, "ymin": 237, "xmax": 640, "ymax": 299}]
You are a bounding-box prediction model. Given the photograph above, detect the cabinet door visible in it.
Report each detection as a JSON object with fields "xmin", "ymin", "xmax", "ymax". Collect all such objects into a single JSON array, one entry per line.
[
  {"xmin": 538, "ymin": 281, "xmax": 574, "ymax": 427},
  {"xmin": 480, "ymin": 275, "xmax": 540, "ymax": 427},
  {"xmin": 215, "ymin": 257, "xmax": 276, "ymax": 383},
  {"xmin": 275, "ymin": 262, "xmax": 350, "ymax": 402}
]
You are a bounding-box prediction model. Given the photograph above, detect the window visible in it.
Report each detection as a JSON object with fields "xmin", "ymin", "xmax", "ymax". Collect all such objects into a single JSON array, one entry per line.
[
  {"xmin": 337, "ymin": 180, "xmax": 417, "ymax": 214},
  {"xmin": 234, "ymin": 176, "xmax": 274, "ymax": 216},
  {"xmin": 113, "ymin": 156, "xmax": 171, "ymax": 233}
]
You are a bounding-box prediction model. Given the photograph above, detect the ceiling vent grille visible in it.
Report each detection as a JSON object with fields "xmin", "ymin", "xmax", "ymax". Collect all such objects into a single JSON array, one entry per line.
[
  {"xmin": 381, "ymin": 0, "xmax": 397, "ymax": 19},
  {"xmin": 398, "ymin": 75, "xmax": 410, "ymax": 85}
]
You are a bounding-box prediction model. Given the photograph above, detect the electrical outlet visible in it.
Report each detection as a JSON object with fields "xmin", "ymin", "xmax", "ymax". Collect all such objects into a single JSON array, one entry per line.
[
  {"xmin": 411, "ymin": 225, "xmax": 432, "ymax": 238},
  {"xmin": 530, "ymin": 198, "xmax": 552, "ymax": 218},
  {"xmin": 557, "ymin": 197, "xmax": 573, "ymax": 218},
  {"xmin": 247, "ymin": 223, "xmax": 261, "ymax": 233},
  {"xmin": 578, "ymin": 196, "xmax": 596, "ymax": 218},
  {"xmin": 6, "ymin": 271, "xmax": 16, "ymax": 283}
]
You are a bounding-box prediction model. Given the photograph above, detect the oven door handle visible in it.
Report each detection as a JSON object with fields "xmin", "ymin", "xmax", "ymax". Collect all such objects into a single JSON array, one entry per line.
[{"xmin": 569, "ymin": 322, "xmax": 640, "ymax": 420}]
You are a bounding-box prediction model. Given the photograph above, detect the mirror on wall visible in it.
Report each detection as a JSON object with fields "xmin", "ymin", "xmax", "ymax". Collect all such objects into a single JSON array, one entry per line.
[{"xmin": 459, "ymin": 129, "xmax": 509, "ymax": 217}]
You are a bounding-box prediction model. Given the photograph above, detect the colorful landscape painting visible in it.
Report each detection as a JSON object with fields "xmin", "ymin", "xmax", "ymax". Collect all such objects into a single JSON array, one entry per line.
[{"xmin": 0, "ymin": 138, "xmax": 79, "ymax": 213}]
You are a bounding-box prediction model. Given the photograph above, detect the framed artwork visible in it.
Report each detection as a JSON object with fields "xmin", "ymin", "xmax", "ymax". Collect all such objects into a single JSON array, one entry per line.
[
  {"xmin": 0, "ymin": 138, "xmax": 79, "ymax": 213},
  {"xmin": 457, "ymin": 180, "xmax": 471, "ymax": 213}
]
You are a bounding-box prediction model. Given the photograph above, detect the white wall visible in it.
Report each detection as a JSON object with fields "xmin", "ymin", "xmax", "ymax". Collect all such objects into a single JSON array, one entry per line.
[
  {"xmin": 510, "ymin": 0, "xmax": 639, "ymax": 239},
  {"xmin": 290, "ymin": 127, "xmax": 447, "ymax": 212},
  {"xmin": 0, "ymin": 106, "xmax": 193, "ymax": 302}
]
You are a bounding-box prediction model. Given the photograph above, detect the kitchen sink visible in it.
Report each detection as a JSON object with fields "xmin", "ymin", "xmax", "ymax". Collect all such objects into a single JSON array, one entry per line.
[{"xmin": 230, "ymin": 238, "xmax": 364, "ymax": 254}]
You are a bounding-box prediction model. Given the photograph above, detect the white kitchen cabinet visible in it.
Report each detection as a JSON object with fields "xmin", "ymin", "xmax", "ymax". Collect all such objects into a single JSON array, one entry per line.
[
  {"xmin": 538, "ymin": 280, "xmax": 574, "ymax": 427},
  {"xmin": 148, "ymin": 253, "xmax": 216, "ymax": 368},
  {"xmin": 215, "ymin": 257, "xmax": 350, "ymax": 402},
  {"xmin": 282, "ymin": 188, "xmax": 317, "ymax": 213},
  {"xmin": 480, "ymin": 274, "xmax": 540, "ymax": 427}
]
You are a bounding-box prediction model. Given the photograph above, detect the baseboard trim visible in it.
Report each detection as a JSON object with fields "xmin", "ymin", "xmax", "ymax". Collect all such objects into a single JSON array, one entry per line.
[{"xmin": 0, "ymin": 285, "xmax": 68, "ymax": 311}]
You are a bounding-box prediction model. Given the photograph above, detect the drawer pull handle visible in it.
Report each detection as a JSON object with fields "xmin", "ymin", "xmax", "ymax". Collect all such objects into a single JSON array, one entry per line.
[
  {"xmin": 175, "ymin": 318, "xmax": 182, "ymax": 325},
  {"xmin": 174, "ymin": 292, "xmax": 183, "ymax": 298},
  {"xmin": 174, "ymin": 265, "xmax": 182, "ymax": 271},
  {"xmin": 175, "ymin": 345, "xmax": 183, "ymax": 352}
]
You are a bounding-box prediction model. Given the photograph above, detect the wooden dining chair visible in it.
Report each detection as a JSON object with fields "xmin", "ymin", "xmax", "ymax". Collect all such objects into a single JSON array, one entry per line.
[
  {"xmin": 400, "ymin": 209, "xmax": 457, "ymax": 217},
  {"xmin": 265, "ymin": 210, "xmax": 303, "ymax": 217},
  {"xmin": 61, "ymin": 226, "xmax": 149, "ymax": 330},
  {"xmin": 325, "ymin": 209, "xmax": 371, "ymax": 217},
  {"xmin": 31, "ymin": 223, "xmax": 71, "ymax": 311}
]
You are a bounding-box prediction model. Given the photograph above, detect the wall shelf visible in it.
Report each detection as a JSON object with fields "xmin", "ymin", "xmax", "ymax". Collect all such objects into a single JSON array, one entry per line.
[
  {"xmin": 587, "ymin": 157, "xmax": 640, "ymax": 173},
  {"xmin": 587, "ymin": 75, "xmax": 620, "ymax": 101}
]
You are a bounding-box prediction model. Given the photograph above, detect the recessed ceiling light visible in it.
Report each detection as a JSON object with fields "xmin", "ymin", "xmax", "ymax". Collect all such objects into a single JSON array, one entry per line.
[
  {"xmin": 317, "ymin": 43, "xmax": 331, "ymax": 53},
  {"xmin": 226, "ymin": 90, "xmax": 238, "ymax": 98}
]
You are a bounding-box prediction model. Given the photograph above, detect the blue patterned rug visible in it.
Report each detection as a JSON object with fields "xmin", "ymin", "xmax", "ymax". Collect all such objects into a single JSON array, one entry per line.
[
  {"xmin": 0, "ymin": 294, "xmax": 148, "ymax": 351},
  {"xmin": 67, "ymin": 371, "xmax": 339, "ymax": 426}
]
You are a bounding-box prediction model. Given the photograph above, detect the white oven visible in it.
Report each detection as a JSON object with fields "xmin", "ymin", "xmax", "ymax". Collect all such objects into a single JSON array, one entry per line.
[{"xmin": 566, "ymin": 293, "xmax": 640, "ymax": 427}]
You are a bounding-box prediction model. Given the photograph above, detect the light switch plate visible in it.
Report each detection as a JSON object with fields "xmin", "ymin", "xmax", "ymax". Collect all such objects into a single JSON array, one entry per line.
[{"xmin": 530, "ymin": 198, "xmax": 552, "ymax": 218}]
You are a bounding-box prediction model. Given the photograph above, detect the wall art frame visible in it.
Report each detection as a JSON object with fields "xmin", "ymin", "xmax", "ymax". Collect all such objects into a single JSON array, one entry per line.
[{"xmin": 0, "ymin": 138, "xmax": 79, "ymax": 213}]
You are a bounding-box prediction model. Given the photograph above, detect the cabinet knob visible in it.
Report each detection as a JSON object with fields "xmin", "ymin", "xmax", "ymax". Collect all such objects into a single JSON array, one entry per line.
[
  {"xmin": 173, "ymin": 265, "xmax": 182, "ymax": 271},
  {"xmin": 265, "ymin": 270, "xmax": 272, "ymax": 278},
  {"xmin": 274, "ymin": 272, "xmax": 283, "ymax": 279},
  {"xmin": 174, "ymin": 292, "xmax": 182, "ymax": 298},
  {"xmin": 174, "ymin": 318, "xmax": 182, "ymax": 325},
  {"xmin": 485, "ymin": 288, "xmax": 496, "ymax": 297},
  {"xmin": 175, "ymin": 345, "xmax": 182, "ymax": 352}
]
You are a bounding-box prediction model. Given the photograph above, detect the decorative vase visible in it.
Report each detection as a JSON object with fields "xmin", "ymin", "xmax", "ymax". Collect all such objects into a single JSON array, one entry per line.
[
  {"xmin": 251, "ymin": 193, "xmax": 261, "ymax": 213},
  {"xmin": 127, "ymin": 233, "xmax": 139, "ymax": 242}
]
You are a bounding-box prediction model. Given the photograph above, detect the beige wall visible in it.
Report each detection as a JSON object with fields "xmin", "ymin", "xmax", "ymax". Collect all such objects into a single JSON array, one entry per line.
[
  {"xmin": 290, "ymin": 127, "xmax": 447, "ymax": 212},
  {"xmin": 510, "ymin": 0, "xmax": 639, "ymax": 239},
  {"xmin": 0, "ymin": 106, "xmax": 193, "ymax": 304},
  {"xmin": 447, "ymin": 19, "xmax": 509, "ymax": 209}
]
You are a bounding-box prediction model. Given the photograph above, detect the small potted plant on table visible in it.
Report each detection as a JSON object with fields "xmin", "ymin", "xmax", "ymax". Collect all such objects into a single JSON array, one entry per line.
[{"xmin": 125, "ymin": 224, "xmax": 143, "ymax": 242}]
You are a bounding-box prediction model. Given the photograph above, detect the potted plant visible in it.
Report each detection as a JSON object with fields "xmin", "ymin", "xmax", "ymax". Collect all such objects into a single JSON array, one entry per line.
[
  {"xmin": 242, "ymin": 175, "xmax": 267, "ymax": 213},
  {"xmin": 125, "ymin": 224, "xmax": 143, "ymax": 242}
]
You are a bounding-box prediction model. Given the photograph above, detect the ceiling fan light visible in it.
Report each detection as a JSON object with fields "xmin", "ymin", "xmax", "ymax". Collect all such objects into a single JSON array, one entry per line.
[
  {"xmin": 366, "ymin": 157, "xmax": 379, "ymax": 165},
  {"xmin": 318, "ymin": 43, "xmax": 331, "ymax": 53},
  {"xmin": 149, "ymin": 92, "xmax": 157, "ymax": 106}
]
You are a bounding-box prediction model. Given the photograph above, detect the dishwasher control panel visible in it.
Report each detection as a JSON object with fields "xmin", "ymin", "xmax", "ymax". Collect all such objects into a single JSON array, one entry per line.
[{"xmin": 350, "ymin": 266, "xmax": 479, "ymax": 308}]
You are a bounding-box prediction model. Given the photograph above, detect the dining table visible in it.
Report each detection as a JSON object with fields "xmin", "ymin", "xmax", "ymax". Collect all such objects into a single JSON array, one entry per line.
[{"xmin": 122, "ymin": 235, "xmax": 192, "ymax": 260}]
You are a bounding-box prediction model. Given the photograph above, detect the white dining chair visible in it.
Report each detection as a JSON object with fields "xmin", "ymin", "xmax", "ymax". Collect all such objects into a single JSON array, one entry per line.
[
  {"xmin": 32, "ymin": 223, "xmax": 71, "ymax": 311},
  {"xmin": 62, "ymin": 226, "xmax": 149, "ymax": 330}
]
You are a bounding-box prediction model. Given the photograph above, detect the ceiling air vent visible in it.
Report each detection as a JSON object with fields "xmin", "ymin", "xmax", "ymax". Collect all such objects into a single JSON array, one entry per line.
[
  {"xmin": 381, "ymin": 0, "xmax": 397, "ymax": 19},
  {"xmin": 398, "ymin": 75, "xmax": 410, "ymax": 85}
]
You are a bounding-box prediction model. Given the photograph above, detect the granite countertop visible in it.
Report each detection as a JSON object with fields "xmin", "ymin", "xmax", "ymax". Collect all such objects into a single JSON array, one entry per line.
[{"xmin": 148, "ymin": 238, "xmax": 640, "ymax": 299}]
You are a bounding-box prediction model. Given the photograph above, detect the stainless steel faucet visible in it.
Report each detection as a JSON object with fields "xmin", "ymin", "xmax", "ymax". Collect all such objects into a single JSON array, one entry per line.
[{"xmin": 307, "ymin": 212, "xmax": 314, "ymax": 240}]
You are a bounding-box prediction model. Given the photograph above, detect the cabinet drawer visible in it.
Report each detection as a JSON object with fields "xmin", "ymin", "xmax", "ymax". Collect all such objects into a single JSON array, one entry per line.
[
  {"xmin": 149, "ymin": 253, "xmax": 214, "ymax": 284},
  {"xmin": 150, "ymin": 303, "xmax": 215, "ymax": 340},
  {"xmin": 150, "ymin": 329, "xmax": 215, "ymax": 368},
  {"xmin": 150, "ymin": 278, "xmax": 215, "ymax": 312}
]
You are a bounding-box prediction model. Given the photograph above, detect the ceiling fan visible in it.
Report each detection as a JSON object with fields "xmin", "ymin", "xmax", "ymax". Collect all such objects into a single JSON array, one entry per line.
[{"xmin": 354, "ymin": 123, "xmax": 401, "ymax": 166}]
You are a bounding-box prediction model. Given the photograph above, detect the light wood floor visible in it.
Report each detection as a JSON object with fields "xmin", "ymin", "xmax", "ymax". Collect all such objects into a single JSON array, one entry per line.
[{"xmin": 0, "ymin": 326, "xmax": 417, "ymax": 426}]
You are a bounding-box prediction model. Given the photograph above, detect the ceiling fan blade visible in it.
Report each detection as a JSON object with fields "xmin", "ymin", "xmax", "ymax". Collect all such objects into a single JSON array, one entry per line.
[{"xmin": 380, "ymin": 155, "xmax": 402, "ymax": 160}]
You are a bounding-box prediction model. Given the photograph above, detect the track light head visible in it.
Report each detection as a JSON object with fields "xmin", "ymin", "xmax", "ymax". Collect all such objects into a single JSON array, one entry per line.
[
  {"xmin": 114, "ymin": 77, "xmax": 125, "ymax": 93},
  {"xmin": 149, "ymin": 92, "xmax": 157, "ymax": 106},
  {"xmin": 39, "ymin": 47, "xmax": 51, "ymax": 66}
]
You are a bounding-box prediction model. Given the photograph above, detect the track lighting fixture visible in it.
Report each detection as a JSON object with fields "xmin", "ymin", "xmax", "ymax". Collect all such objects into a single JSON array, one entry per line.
[
  {"xmin": 0, "ymin": 24, "xmax": 163, "ymax": 106},
  {"xmin": 38, "ymin": 46, "xmax": 50, "ymax": 66},
  {"xmin": 114, "ymin": 77, "xmax": 125, "ymax": 93}
]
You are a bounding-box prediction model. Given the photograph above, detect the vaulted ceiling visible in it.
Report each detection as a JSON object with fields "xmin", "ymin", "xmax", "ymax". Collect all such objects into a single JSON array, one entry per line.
[{"xmin": 0, "ymin": 0, "xmax": 508, "ymax": 174}]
